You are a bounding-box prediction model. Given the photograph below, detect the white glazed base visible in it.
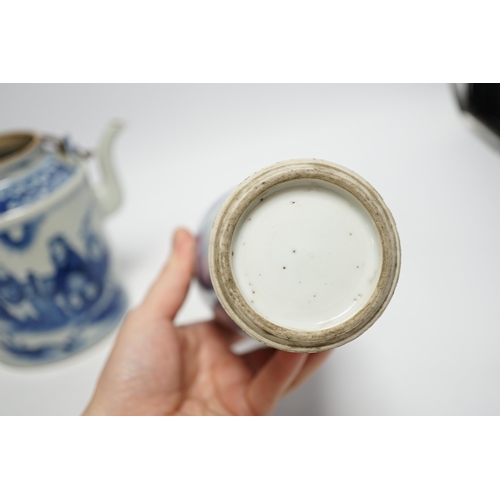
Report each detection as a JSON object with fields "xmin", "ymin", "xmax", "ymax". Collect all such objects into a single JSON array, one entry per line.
[{"xmin": 231, "ymin": 179, "xmax": 382, "ymax": 331}]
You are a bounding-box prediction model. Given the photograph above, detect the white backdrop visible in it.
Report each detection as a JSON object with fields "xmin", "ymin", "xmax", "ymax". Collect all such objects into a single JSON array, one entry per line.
[{"xmin": 1, "ymin": 83, "xmax": 499, "ymax": 415}]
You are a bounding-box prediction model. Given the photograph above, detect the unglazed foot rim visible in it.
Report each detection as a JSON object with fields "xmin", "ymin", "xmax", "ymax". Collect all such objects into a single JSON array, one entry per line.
[{"xmin": 209, "ymin": 159, "xmax": 401, "ymax": 353}]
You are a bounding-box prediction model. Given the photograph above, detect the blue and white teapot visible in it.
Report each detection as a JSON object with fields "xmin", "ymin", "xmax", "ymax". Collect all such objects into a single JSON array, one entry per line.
[{"xmin": 0, "ymin": 123, "xmax": 127, "ymax": 366}]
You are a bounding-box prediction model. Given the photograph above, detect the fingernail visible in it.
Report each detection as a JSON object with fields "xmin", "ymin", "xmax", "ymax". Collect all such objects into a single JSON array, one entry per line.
[{"xmin": 174, "ymin": 228, "xmax": 190, "ymax": 252}]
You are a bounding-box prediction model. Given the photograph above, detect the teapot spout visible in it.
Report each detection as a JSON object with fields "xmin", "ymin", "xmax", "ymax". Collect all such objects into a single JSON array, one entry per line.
[{"xmin": 95, "ymin": 120, "xmax": 124, "ymax": 215}]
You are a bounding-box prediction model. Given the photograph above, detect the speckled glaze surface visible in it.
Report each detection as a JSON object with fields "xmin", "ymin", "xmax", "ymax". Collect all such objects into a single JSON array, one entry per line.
[
  {"xmin": 196, "ymin": 159, "xmax": 401, "ymax": 352},
  {"xmin": 0, "ymin": 126, "xmax": 126, "ymax": 365}
]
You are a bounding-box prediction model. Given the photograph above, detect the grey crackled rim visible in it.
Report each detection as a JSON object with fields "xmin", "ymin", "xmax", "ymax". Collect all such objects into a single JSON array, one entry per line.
[{"xmin": 209, "ymin": 159, "xmax": 401, "ymax": 353}]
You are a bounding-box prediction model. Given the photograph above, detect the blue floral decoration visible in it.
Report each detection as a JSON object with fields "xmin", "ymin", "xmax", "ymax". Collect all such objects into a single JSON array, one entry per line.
[
  {"xmin": 0, "ymin": 215, "xmax": 45, "ymax": 251},
  {"xmin": 0, "ymin": 158, "xmax": 75, "ymax": 214}
]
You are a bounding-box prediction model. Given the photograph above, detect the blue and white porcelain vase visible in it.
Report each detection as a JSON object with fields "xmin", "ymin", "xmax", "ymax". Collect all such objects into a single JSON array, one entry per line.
[
  {"xmin": 195, "ymin": 159, "xmax": 401, "ymax": 353},
  {"xmin": 0, "ymin": 123, "xmax": 127, "ymax": 365}
]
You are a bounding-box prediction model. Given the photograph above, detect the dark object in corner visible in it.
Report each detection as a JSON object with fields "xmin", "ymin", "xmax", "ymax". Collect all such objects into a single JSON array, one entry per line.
[{"xmin": 454, "ymin": 83, "xmax": 500, "ymax": 138}]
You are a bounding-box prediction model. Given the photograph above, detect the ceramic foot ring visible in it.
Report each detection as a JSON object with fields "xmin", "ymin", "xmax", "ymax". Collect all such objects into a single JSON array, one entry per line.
[{"xmin": 208, "ymin": 159, "xmax": 401, "ymax": 353}]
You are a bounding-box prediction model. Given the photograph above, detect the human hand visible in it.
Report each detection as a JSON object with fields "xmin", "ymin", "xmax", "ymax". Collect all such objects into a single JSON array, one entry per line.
[{"xmin": 84, "ymin": 229, "xmax": 331, "ymax": 416}]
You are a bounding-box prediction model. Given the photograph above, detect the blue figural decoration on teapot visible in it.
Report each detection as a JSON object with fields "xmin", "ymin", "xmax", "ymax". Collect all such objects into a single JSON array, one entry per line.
[{"xmin": 0, "ymin": 123, "xmax": 127, "ymax": 365}]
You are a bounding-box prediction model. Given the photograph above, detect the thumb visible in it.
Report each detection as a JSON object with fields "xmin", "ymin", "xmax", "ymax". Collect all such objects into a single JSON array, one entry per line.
[{"xmin": 141, "ymin": 228, "xmax": 195, "ymax": 321}]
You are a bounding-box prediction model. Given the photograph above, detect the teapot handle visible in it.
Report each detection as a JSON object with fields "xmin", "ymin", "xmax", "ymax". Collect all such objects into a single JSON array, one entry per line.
[{"xmin": 94, "ymin": 120, "xmax": 125, "ymax": 215}]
